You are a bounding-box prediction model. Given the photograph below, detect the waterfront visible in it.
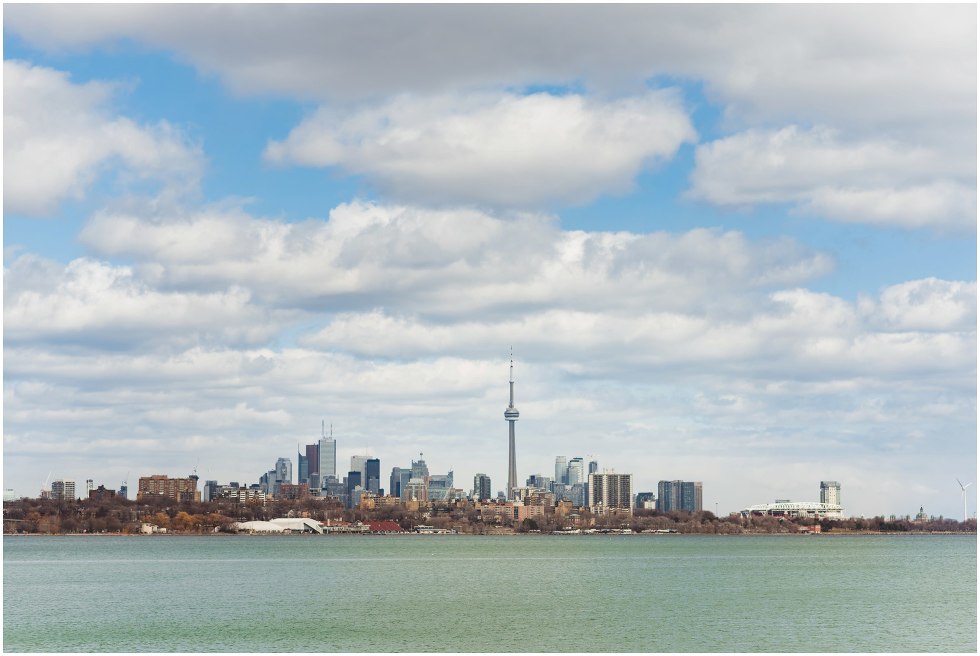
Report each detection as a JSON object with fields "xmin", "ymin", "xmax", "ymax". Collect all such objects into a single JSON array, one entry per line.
[{"xmin": 3, "ymin": 534, "xmax": 976, "ymax": 652}]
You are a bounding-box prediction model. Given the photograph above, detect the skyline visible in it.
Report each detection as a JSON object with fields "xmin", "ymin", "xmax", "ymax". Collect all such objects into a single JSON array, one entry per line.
[{"xmin": 3, "ymin": 5, "xmax": 976, "ymax": 518}]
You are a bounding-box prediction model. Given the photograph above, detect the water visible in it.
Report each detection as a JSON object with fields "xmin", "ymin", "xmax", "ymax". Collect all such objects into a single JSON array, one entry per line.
[{"xmin": 3, "ymin": 534, "xmax": 976, "ymax": 652}]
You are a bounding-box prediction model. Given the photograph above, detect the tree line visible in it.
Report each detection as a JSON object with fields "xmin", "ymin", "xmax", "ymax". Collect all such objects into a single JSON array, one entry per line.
[{"xmin": 3, "ymin": 496, "xmax": 975, "ymax": 535}]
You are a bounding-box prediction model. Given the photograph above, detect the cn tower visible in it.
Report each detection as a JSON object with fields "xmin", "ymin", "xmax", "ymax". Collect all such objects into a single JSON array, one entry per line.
[{"xmin": 504, "ymin": 350, "xmax": 520, "ymax": 500}]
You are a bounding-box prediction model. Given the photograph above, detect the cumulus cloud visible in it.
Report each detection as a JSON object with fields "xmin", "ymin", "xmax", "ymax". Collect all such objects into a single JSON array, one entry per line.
[
  {"xmin": 3, "ymin": 255, "xmax": 284, "ymax": 350},
  {"xmin": 78, "ymin": 201, "xmax": 832, "ymax": 317},
  {"xmin": 3, "ymin": 60, "xmax": 203, "ymax": 216},
  {"xmin": 264, "ymin": 91, "xmax": 696, "ymax": 207},
  {"xmin": 690, "ymin": 126, "xmax": 977, "ymax": 231},
  {"xmin": 5, "ymin": 5, "xmax": 973, "ymax": 136}
]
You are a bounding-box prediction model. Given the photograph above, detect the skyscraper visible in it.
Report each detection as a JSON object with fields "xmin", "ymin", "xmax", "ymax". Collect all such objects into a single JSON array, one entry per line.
[
  {"xmin": 306, "ymin": 442, "xmax": 319, "ymax": 480},
  {"xmin": 390, "ymin": 467, "xmax": 404, "ymax": 498},
  {"xmin": 555, "ymin": 456, "xmax": 568, "ymax": 485},
  {"xmin": 319, "ymin": 425, "xmax": 337, "ymax": 483},
  {"xmin": 365, "ymin": 458, "xmax": 381, "ymax": 495},
  {"xmin": 473, "ymin": 473, "xmax": 492, "ymax": 501},
  {"xmin": 567, "ymin": 458, "xmax": 584, "ymax": 485},
  {"xmin": 504, "ymin": 352, "xmax": 520, "ymax": 500},
  {"xmin": 657, "ymin": 480, "xmax": 702, "ymax": 512}
]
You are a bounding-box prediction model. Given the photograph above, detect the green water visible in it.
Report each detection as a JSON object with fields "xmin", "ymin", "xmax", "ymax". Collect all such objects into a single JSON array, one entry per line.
[{"xmin": 3, "ymin": 534, "xmax": 976, "ymax": 652}]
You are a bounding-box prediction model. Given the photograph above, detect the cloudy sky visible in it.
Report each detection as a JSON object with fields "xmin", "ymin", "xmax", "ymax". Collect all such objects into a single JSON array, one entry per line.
[{"xmin": 4, "ymin": 5, "xmax": 976, "ymax": 518}]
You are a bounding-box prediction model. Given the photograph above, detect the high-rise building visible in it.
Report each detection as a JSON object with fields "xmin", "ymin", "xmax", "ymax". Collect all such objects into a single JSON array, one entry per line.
[
  {"xmin": 85, "ymin": 480, "xmax": 94, "ymax": 498},
  {"xmin": 567, "ymin": 458, "xmax": 584, "ymax": 485},
  {"xmin": 306, "ymin": 443, "xmax": 319, "ymax": 479},
  {"xmin": 319, "ymin": 429, "xmax": 337, "ymax": 483},
  {"xmin": 555, "ymin": 456, "xmax": 568, "ymax": 485},
  {"xmin": 51, "ymin": 480, "xmax": 76, "ymax": 501},
  {"xmin": 820, "ymin": 481, "xmax": 841, "ymax": 507},
  {"xmin": 588, "ymin": 472, "xmax": 634, "ymax": 515},
  {"xmin": 365, "ymin": 458, "xmax": 381, "ymax": 495},
  {"xmin": 298, "ymin": 451, "xmax": 309, "ymax": 485},
  {"xmin": 202, "ymin": 480, "xmax": 218, "ymax": 503},
  {"xmin": 390, "ymin": 467, "xmax": 405, "ymax": 499},
  {"xmin": 346, "ymin": 470, "xmax": 362, "ymax": 507},
  {"xmin": 137, "ymin": 475, "xmax": 199, "ymax": 502},
  {"xmin": 119, "ymin": 482, "xmax": 128, "ymax": 501},
  {"xmin": 473, "ymin": 473, "xmax": 492, "ymax": 501},
  {"xmin": 411, "ymin": 457, "xmax": 429, "ymax": 480},
  {"xmin": 656, "ymin": 480, "xmax": 702, "ymax": 513},
  {"xmin": 504, "ymin": 352, "xmax": 520, "ymax": 500},
  {"xmin": 275, "ymin": 458, "xmax": 293, "ymax": 486}
]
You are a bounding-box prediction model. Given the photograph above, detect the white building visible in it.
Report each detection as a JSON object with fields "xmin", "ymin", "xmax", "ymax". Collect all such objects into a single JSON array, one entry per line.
[
  {"xmin": 740, "ymin": 501, "xmax": 843, "ymax": 519},
  {"xmin": 820, "ymin": 481, "xmax": 841, "ymax": 507}
]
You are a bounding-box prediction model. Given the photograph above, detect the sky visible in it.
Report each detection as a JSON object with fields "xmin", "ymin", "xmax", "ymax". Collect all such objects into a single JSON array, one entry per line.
[{"xmin": 3, "ymin": 4, "xmax": 976, "ymax": 519}]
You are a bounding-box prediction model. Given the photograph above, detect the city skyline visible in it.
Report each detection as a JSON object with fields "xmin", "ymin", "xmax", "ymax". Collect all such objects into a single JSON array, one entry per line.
[{"xmin": 3, "ymin": 5, "xmax": 976, "ymax": 519}]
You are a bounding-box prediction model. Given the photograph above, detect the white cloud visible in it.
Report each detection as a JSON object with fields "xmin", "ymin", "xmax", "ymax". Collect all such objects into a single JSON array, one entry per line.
[
  {"xmin": 3, "ymin": 255, "xmax": 284, "ymax": 350},
  {"xmin": 6, "ymin": 5, "xmax": 973, "ymax": 137},
  {"xmin": 77, "ymin": 201, "xmax": 833, "ymax": 318},
  {"xmin": 862, "ymin": 278, "xmax": 977, "ymax": 332},
  {"xmin": 3, "ymin": 60, "xmax": 203, "ymax": 216},
  {"xmin": 690, "ymin": 126, "xmax": 976, "ymax": 231},
  {"xmin": 264, "ymin": 91, "xmax": 695, "ymax": 207}
]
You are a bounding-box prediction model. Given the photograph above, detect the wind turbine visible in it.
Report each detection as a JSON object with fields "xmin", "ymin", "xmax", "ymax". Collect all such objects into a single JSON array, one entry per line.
[{"xmin": 956, "ymin": 479, "xmax": 973, "ymax": 522}]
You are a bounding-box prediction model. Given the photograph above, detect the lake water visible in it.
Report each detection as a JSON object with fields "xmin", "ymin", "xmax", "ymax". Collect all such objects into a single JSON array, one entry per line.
[{"xmin": 3, "ymin": 534, "xmax": 976, "ymax": 652}]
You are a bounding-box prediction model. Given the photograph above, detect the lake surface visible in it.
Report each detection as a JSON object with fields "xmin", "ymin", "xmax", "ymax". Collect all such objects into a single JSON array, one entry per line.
[{"xmin": 3, "ymin": 534, "xmax": 976, "ymax": 652}]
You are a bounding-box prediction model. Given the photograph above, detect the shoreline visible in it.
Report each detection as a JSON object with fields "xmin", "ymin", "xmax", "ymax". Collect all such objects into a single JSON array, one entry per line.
[{"xmin": 4, "ymin": 530, "xmax": 976, "ymax": 538}]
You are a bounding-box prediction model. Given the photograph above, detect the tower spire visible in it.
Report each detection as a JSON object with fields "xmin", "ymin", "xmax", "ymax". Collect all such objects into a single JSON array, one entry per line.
[{"xmin": 504, "ymin": 349, "xmax": 520, "ymax": 500}]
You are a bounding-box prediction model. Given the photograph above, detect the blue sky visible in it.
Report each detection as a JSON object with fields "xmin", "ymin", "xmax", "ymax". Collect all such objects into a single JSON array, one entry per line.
[{"xmin": 3, "ymin": 5, "xmax": 976, "ymax": 518}]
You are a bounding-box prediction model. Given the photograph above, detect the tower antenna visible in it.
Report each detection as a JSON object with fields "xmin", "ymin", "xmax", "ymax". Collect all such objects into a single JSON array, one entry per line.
[{"xmin": 504, "ymin": 349, "xmax": 520, "ymax": 501}]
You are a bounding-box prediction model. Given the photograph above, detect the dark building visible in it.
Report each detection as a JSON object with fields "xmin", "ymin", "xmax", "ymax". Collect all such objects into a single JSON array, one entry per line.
[
  {"xmin": 298, "ymin": 453, "xmax": 309, "ymax": 485},
  {"xmin": 390, "ymin": 467, "xmax": 404, "ymax": 498},
  {"xmin": 635, "ymin": 491, "xmax": 655, "ymax": 508},
  {"xmin": 365, "ymin": 458, "xmax": 381, "ymax": 495},
  {"xmin": 473, "ymin": 473, "xmax": 492, "ymax": 501},
  {"xmin": 88, "ymin": 485, "xmax": 116, "ymax": 501},
  {"xmin": 656, "ymin": 480, "xmax": 702, "ymax": 512},
  {"xmin": 306, "ymin": 443, "xmax": 320, "ymax": 481},
  {"xmin": 346, "ymin": 471, "xmax": 362, "ymax": 508}
]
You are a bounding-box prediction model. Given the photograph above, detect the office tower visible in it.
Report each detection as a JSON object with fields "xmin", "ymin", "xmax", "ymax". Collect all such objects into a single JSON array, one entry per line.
[
  {"xmin": 275, "ymin": 458, "xmax": 293, "ymax": 486},
  {"xmin": 85, "ymin": 480, "xmax": 94, "ymax": 497},
  {"xmin": 473, "ymin": 473, "xmax": 492, "ymax": 501},
  {"xmin": 820, "ymin": 481, "xmax": 841, "ymax": 507},
  {"xmin": 588, "ymin": 472, "xmax": 634, "ymax": 515},
  {"xmin": 119, "ymin": 483, "xmax": 128, "ymax": 500},
  {"xmin": 390, "ymin": 467, "xmax": 402, "ymax": 498},
  {"xmin": 657, "ymin": 480, "xmax": 702, "ymax": 512},
  {"xmin": 298, "ymin": 451, "xmax": 309, "ymax": 485},
  {"xmin": 567, "ymin": 458, "xmax": 584, "ymax": 485},
  {"xmin": 346, "ymin": 471, "xmax": 362, "ymax": 507},
  {"xmin": 527, "ymin": 474, "xmax": 551, "ymax": 490},
  {"xmin": 319, "ymin": 427, "xmax": 337, "ymax": 483},
  {"xmin": 365, "ymin": 458, "xmax": 381, "ymax": 495},
  {"xmin": 397, "ymin": 468, "xmax": 413, "ymax": 500},
  {"xmin": 588, "ymin": 460, "xmax": 598, "ymax": 476},
  {"xmin": 306, "ymin": 443, "xmax": 319, "ymax": 479},
  {"xmin": 51, "ymin": 480, "xmax": 75, "ymax": 501},
  {"xmin": 202, "ymin": 480, "xmax": 218, "ymax": 503},
  {"xmin": 555, "ymin": 456, "xmax": 568, "ymax": 485},
  {"xmin": 504, "ymin": 352, "xmax": 520, "ymax": 500},
  {"xmin": 411, "ymin": 457, "xmax": 429, "ymax": 480}
]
